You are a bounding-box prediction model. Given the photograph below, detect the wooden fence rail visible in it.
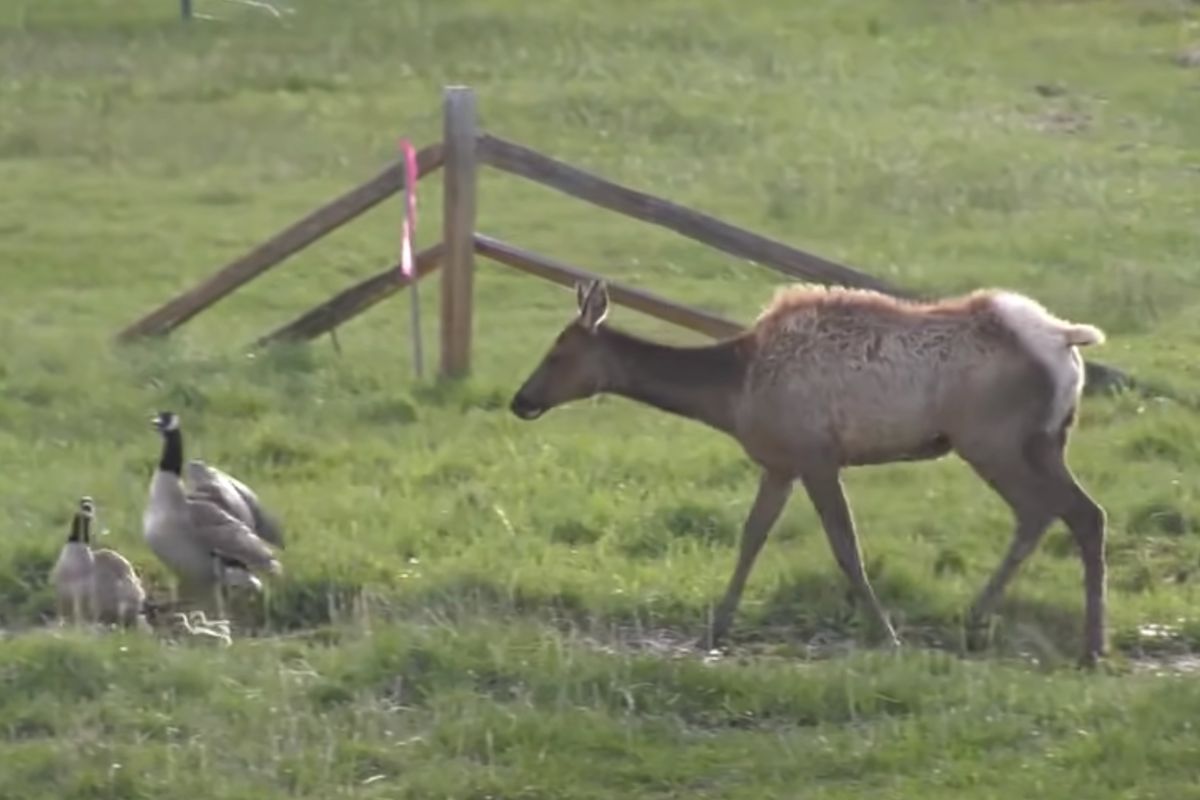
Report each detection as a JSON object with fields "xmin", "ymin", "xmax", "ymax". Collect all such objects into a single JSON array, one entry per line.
[
  {"xmin": 252, "ymin": 243, "xmax": 444, "ymax": 349},
  {"xmin": 116, "ymin": 142, "xmax": 445, "ymax": 342},
  {"xmin": 474, "ymin": 234, "xmax": 742, "ymax": 340},
  {"xmin": 477, "ymin": 133, "xmax": 913, "ymax": 300}
]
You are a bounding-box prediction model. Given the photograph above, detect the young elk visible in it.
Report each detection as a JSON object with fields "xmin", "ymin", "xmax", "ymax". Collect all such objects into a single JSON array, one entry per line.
[{"xmin": 510, "ymin": 280, "xmax": 1109, "ymax": 666}]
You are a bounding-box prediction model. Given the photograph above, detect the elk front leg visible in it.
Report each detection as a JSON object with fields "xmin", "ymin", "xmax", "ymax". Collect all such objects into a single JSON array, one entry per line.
[
  {"xmin": 704, "ymin": 470, "xmax": 793, "ymax": 649},
  {"xmin": 801, "ymin": 467, "xmax": 900, "ymax": 648}
]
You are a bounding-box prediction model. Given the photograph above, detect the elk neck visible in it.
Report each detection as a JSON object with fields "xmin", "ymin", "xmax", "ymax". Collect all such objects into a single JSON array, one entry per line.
[{"xmin": 597, "ymin": 325, "xmax": 750, "ymax": 436}]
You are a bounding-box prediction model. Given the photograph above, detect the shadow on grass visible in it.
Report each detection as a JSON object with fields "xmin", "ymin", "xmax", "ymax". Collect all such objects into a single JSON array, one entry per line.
[
  {"xmin": 1, "ymin": 552, "xmax": 1176, "ymax": 673},
  {"xmin": 412, "ymin": 379, "xmax": 510, "ymax": 413},
  {"xmin": 744, "ymin": 570, "xmax": 1090, "ymax": 664},
  {"xmin": 242, "ymin": 568, "xmax": 1100, "ymax": 669}
]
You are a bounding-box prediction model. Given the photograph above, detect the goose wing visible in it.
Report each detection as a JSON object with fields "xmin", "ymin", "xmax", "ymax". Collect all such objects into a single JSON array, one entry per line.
[
  {"xmin": 186, "ymin": 498, "xmax": 281, "ymax": 576},
  {"xmin": 217, "ymin": 470, "xmax": 285, "ymax": 549},
  {"xmin": 186, "ymin": 461, "xmax": 285, "ymax": 549},
  {"xmin": 185, "ymin": 461, "xmax": 252, "ymax": 524}
]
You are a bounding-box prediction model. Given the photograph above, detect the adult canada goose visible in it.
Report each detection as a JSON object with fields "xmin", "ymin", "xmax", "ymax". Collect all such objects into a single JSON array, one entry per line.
[
  {"xmin": 143, "ymin": 411, "xmax": 282, "ymax": 608},
  {"xmin": 49, "ymin": 496, "xmax": 147, "ymax": 628},
  {"xmin": 184, "ymin": 459, "xmax": 285, "ymax": 550}
]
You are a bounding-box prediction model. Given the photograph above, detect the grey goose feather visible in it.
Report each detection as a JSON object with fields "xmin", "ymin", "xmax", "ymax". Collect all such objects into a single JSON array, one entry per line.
[{"xmin": 184, "ymin": 458, "xmax": 285, "ymax": 550}]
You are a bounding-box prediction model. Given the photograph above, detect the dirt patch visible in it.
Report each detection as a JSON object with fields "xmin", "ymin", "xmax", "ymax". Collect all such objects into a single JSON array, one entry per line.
[
  {"xmin": 1128, "ymin": 653, "xmax": 1200, "ymax": 675},
  {"xmin": 1034, "ymin": 82, "xmax": 1068, "ymax": 98},
  {"xmin": 573, "ymin": 623, "xmax": 866, "ymax": 666},
  {"xmin": 1030, "ymin": 108, "xmax": 1092, "ymax": 135},
  {"xmin": 569, "ymin": 619, "xmax": 1200, "ymax": 679}
]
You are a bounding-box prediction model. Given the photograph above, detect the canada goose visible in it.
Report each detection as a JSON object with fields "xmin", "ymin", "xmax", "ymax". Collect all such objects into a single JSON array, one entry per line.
[
  {"xmin": 49, "ymin": 496, "xmax": 147, "ymax": 628},
  {"xmin": 184, "ymin": 459, "xmax": 285, "ymax": 550},
  {"xmin": 143, "ymin": 411, "xmax": 282, "ymax": 610}
]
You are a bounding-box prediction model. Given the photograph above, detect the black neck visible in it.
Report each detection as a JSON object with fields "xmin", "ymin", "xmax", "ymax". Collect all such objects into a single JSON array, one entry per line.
[
  {"xmin": 159, "ymin": 429, "xmax": 183, "ymax": 475},
  {"xmin": 68, "ymin": 513, "xmax": 89, "ymax": 545},
  {"xmin": 598, "ymin": 326, "xmax": 748, "ymax": 435}
]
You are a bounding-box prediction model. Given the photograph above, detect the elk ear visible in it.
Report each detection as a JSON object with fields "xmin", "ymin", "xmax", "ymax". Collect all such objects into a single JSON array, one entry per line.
[{"xmin": 578, "ymin": 280, "xmax": 609, "ymax": 332}]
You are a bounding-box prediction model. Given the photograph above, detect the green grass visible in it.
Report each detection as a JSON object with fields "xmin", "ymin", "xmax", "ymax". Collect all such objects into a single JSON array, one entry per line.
[{"xmin": 3, "ymin": 0, "xmax": 1200, "ymax": 795}]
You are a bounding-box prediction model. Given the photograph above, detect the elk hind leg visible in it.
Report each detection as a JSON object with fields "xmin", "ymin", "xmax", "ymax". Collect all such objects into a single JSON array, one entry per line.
[
  {"xmin": 1027, "ymin": 432, "xmax": 1107, "ymax": 667},
  {"xmin": 960, "ymin": 436, "xmax": 1069, "ymax": 649}
]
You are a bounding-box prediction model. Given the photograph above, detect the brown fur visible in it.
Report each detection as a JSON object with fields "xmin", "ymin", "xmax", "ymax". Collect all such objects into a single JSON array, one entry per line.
[
  {"xmin": 755, "ymin": 284, "xmax": 995, "ymax": 326},
  {"xmin": 510, "ymin": 280, "xmax": 1109, "ymax": 666}
]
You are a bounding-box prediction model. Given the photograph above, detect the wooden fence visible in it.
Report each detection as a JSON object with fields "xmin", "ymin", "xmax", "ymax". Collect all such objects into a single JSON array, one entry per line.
[{"xmin": 116, "ymin": 85, "xmax": 1128, "ymax": 392}]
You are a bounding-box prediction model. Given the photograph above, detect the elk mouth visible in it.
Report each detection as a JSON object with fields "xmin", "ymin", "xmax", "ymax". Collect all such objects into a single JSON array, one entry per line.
[{"xmin": 510, "ymin": 393, "xmax": 545, "ymax": 421}]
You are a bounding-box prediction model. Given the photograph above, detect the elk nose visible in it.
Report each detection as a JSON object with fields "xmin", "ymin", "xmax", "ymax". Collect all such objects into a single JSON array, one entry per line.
[
  {"xmin": 509, "ymin": 392, "xmax": 530, "ymax": 416},
  {"xmin": 509, "ymin": 392, "xmax": 544, "ymax": 421}
]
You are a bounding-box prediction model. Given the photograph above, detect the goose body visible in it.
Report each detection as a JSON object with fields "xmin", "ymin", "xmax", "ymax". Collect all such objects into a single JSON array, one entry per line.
[
  {"xmin": 143, "ymin": 412, "xmax": 282, "ymax": 599},
  {"xmin": 49, "ymin": 537, "xmax": 94, "ymax": 622},
  {"xmin": 91, "ymin": 548, "xmax": 147, "ymax": 626},
  {"xmin": 144, "ymin": 470, "xmax": 233, "ymax": 586},
  {"xmin": 51, "ymin": 497, "xmax": 146, "ymax": 627}
]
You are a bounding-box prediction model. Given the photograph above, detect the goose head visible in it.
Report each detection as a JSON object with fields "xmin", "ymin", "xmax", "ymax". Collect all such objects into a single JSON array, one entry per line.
[
  {"xmin": 151, "ymin": 411, "xmax": 180, "ymax": 434},
  {"xmin": 67, "ymin": 496, "xmax": 95, "ymax": 544}
]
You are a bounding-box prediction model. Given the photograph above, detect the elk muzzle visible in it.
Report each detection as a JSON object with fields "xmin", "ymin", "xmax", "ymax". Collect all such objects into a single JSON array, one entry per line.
[{"xmin": 509, "ymin": 391, "xmax": 545, "ymax": 421}]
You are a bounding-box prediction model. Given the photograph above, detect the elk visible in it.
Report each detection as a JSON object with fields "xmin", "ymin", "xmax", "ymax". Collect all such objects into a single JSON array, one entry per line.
[{"xmin": 509, "ymin": 279, "xmax": 1109, "ymax": 666}]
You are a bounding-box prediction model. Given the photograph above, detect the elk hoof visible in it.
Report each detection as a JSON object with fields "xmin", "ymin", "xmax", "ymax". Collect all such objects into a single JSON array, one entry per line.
[
  {"xmin": 695, "ymin": 627, "xmax": 727, "ymax": 653},
  {"xmin": 964, "ymin": 614, "xmax": 994, "ymax": 652},
  {"xmin": 1076, "ymin": 649, "xmax": 1104, "ymax": 671}
]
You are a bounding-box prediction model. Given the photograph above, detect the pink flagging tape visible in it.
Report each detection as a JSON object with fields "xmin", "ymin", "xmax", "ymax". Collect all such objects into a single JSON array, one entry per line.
[
  {"xmin": 398, "ymin": 137, "xmax": 424, "ymax": 378},
  {"xmin": 398, "ymin": 138, "xmax": 419, "ymax": 277}
]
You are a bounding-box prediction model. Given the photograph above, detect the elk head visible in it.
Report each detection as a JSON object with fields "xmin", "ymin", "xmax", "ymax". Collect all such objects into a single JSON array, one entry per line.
[{"xmin": 510, "ymin": 280, "xmax": 612, "ymax": 421}]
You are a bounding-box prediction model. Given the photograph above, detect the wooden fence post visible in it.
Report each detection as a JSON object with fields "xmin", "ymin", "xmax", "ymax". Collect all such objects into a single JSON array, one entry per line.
[{"xmin": 440, "ymin": 85, "xmax": 478, "ymax": 379}]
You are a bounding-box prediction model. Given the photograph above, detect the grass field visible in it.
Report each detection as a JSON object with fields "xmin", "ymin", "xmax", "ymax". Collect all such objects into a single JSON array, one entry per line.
[{"xmin": 3, "ymin": 0, "xmax": 1200, "ymax": 796}]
